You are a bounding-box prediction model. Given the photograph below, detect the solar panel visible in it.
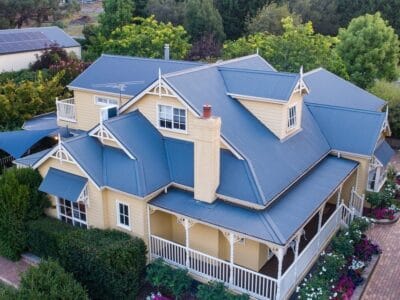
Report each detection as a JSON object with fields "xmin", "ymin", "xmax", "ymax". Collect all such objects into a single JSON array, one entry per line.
[{"xmin": 0, "ymin": 31, "xmax": 51, "ymax": 54}]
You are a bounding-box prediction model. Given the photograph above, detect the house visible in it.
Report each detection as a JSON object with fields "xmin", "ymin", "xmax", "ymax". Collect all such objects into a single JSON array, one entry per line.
[
  {"xmin": 0, "ymin": 27, "xmax": 81, "ymax": 73},
  {"xmin": 14, "ymin": 53, "xmax": 394, "ymax": 299}
]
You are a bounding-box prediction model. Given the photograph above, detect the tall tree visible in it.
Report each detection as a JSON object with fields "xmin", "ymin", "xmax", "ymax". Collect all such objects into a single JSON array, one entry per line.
[
  {"xmin": 133, "ymin": 0, "xmax": 148, "ymax": 17},
  {"xmin": 223, "ymin": 17, "xmax": 348, "ymax": 77},
  {"xmin": 246, "ymin": 3, "xmax": 301, "ymax": 35},
  {"xmin": 214, "ymin": 0, "xmax": 273, "ymax": 40},
  {"xmin": 337, "ymin": 13, "xmax": 399, "ymax": 88},
  {"xmin": 146, "ymin": 0, "xmax": 186, "ymax": 25},
  {"xmin": 98, "ymin": 0, "xmax": 135, "ymax": 37},
  {"xmin": 94, "ymin": 16, "xmax": 191, "ymax": 60}
]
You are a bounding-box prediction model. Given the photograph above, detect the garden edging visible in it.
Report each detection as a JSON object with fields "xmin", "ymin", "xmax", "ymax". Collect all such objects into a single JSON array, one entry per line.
[
  {"xmin": 371, "ymin": 212, "xmax": 400, "ymax": 224},
  {"xmin": 352, "ymin": 253, "xmax": 380, "ymax": 300}
]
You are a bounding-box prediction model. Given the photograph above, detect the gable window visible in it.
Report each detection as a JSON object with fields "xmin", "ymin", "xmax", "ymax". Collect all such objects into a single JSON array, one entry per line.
[
  {"xmin": 117, "ymin": 201, "xmax": 130, "ymax": 230},
  {"xmin": 287, "ymin": 105, "xmax": 297, "ymax": 129},
  {"xmin": 58, "ymin": 198, "xmax": 87, "ymax": 228},
  {"xmin": 158, "ymin": 104, "xmax": 186, "ymax": 131},
  {"xmin": 95, "ymin": 96, "xmax": 119, "ymax": 107}
]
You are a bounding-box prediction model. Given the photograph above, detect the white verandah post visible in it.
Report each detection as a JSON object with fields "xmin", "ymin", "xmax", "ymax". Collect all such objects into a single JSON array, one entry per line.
[
  {"xmin": 146, "ymin": 205, "xmax": 153, "ymax": 262},
  {"xmin": 184, "ymin": 218, "xmax": 190, "ymax": 269},
  {"xmin": 336, "ymin": 185, "xmax": 343, "ymax": 208},
  {"xmin": 275, "ymin": 247, "xmax": 285, "ymax": 300}
]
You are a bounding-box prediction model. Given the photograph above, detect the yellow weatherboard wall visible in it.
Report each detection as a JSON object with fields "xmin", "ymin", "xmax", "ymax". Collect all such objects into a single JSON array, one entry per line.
[{"xmin": 58, "ymin": 90, "xmax": 131, "ymax": 131}]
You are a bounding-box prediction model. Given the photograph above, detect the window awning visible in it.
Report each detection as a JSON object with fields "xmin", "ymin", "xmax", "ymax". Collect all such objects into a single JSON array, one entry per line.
[
  {"xmin": 374, "ymin": 140, "xmax": 395, "ymax": 167},
  {"xmin": 39, "ymin": 168, "xmax": 88, "ymax": 202},
  {"xmin": 0, "ymin": 129, "xmax": 55, "ymax": 158}
]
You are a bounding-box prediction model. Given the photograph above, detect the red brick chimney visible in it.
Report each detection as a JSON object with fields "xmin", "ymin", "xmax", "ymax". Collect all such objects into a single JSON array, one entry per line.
[{"xmin": 203, "ymin": 104, "xmax": 212, "ymax": 118}]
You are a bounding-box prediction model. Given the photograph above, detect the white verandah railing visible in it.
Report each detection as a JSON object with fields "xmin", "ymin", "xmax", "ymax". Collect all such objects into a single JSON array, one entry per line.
[
  {"xmin": 150, "ymin": 235, "xmax": 278, "ymax": 299},
  {"xmin": 56, "ymin": 97, "xmax": 76, "ymax": 122},
  {"xmin": 350, "ymin": 187, "xmax": 365, "ymax": 217},
  {"xmin": 279, "ymin": 204, "xmax": 353, "ymax": 299},
  {"xmin": 150, "ymin": 204, "xmax": 353, "ymax": 300}
]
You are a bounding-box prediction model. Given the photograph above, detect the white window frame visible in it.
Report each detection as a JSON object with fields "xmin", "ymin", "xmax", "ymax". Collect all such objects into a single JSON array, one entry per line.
[
  {"xmin": 116, "ymin": 201, "xmax": 131, "ymax": 230},
  {"xmin": 156, "ymin": 103, "xmax": 187, "ymax": 133},
  {"xmin": 94, "ymin": 95, "xmax": 119, "ymax": 107},
  {"xmin": 56, "ymin": 197, "xmax": 88, "ymax": 228},
  {"xmin": 287, "ymin": 105, "xmax": 297, "ymax": 130}
]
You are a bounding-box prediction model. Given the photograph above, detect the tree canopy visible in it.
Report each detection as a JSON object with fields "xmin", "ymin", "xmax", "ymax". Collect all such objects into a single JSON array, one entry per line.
[
  {"xmin": 223, "ymin": 17, "xmax": 348, "ymax": 77},
  {"xmin": 95, "ymin": 16, "xmax": 191, "ymax": 60},
  {"xmin": 98, "ymin": 0, "xmax": 135, "ymax": 37},
  {"xmin": 337, "ymin": 13, "xmax": 399, "ymax": 88},
  {"xmin": 146, "ymin": 0, "xmax": 186, "ymax": 25}
]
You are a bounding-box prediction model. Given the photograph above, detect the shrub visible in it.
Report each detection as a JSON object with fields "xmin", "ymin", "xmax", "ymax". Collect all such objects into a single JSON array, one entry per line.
[
  {"xmin": 0, "ymin": 168, "xmax": 49, "ymax": 260},
  {"xmin": 318, "ymin": 252, "xmax": 345, "ymax": 283},
  {"xmin": 196, "ymin": 281, "xmax": 249, "ymax": 300},
  {"xmin": 0, "ymin": 283, "xmax": 17, "ymax": 300},
  {"xmin": 331, "ymin": 231, "xmax": 354, "ymax": 258},
  {"xmin": 147, "ymin": 259, "xmax": 192, "ymax": 299},
  {"xmin": 19, "ymin": 259, "xmax": 88, "ymax": 299},
  {"xmin": 58, "ymin": 229, "xmax": 147, "ymax": 300},
  {"xmin": 297, "ymin": 275, "xmax": 330, "ymax": 300},
  {"xmin": 27, "ymin": 217, "xmax": 77, "ymax": 258}
]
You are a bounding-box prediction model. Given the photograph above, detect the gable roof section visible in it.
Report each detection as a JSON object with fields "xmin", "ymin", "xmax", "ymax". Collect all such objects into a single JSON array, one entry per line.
[
  {"xmin": 13, "ymin": 148, "xmax": 51, "ymax": 167},
  {"xmin": 304, "ymin": 68, "xmax": 385, "ymax": 111},
  {"xmin": 68, "ymin": 54, "xmax": 203, "ymax": 96},
  {"xmin": 103, "ymin": 111, "xmax": 171, "ymax": 194},
  {"xmin": 307, "ymin": 103, "xmax": 385, "ymax": 156},
  {"xmin": 218, "ymin": 54, "xmax": 276, "ymax": 71},
  {"xmin": 150, "ymin": 156, "xmax": 358, "ymax": 245},
  {"xmin": 164, "ymin": 64, "xmax": 330, "ymax": 206},
  {"xmin": 219, "ymin": 67, "xmax": 299, "ymax": 101},
  {"xmin": 0, "ymin": 26, "xmax": 79, "ymax": 55},
  {"xmin": 164, "ymin": 138, "xmax": 194, "ymax": 187},
  {"xmin": 374, "ymin": 140, "xmax": 395, "ymax": 166}
]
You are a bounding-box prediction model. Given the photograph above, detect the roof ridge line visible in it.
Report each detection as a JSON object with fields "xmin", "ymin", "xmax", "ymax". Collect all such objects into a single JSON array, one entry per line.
[
  {"xmin": 219, "ymin": 66, "xmax": 298, "ymax": 77},
  {"xmin": 258, "ymin": 213, "xmax": 286, "ymax": 244},
  {"xmin": 100, "ymin": 53, "xmax": 203, "ymax": 66},
  {"xmin": 306, "ymin": 102, "xmax": 385, "ymax": 115}
]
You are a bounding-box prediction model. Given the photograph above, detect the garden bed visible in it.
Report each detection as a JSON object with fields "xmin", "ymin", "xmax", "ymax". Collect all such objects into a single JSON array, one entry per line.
[
  {"xmin": 370, "ymin": 212, "xmax": 400, "ymax": 224},
  {"xmin": 352, "ymin": 253, "xmax": 380, "ymax": 300}
]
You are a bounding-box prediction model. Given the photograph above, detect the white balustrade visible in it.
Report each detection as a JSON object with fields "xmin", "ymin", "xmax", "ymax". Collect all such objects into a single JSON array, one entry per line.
[
  {"xmin": 56, "ymin": 98, "xmax": 76, "ymax": 122},
  {"xmin": 350, "ymin": 188, "xmax": 365, "ymax": 217}
]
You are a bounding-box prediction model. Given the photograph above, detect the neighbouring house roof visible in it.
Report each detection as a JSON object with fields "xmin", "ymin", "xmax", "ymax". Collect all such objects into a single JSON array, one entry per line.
[
  {"xmin": 0, "ymin": 27, "xmax": 79, "ymax": 55},
  {"xmin": 68, "ymin": 54, "xmax": 204, "ymax": 96},
  {"xmin": 0, "ymin": 129, "xmax": 55, "ymax": 158},
  {"xmin": 374, "ymin": 140, "xmax": 395, "ymax": 166},
  {"xmin": 22, "ymin": 112, "xmax": 58, "ymax": 131},
  {"xmin": 219, "ymin": 67, "xmax": 300, "ymax": 101},
  {"xmin": 307, "ymin": 103, "xmax": 386, "ymax": 156},
  {"xmin": 39, "ymin": 167, "xmax": 87, "ymax": 202},
  {"xmin": 304, "ymin": 68, "xmax": 386, "ymax": 111},
  {"xmin": 164, "ymin": 62, "xmax": 331, "ymax": 206},
  {"xmin": 150, "ymin": 156, "xmax": 358, "ymax": 245}
]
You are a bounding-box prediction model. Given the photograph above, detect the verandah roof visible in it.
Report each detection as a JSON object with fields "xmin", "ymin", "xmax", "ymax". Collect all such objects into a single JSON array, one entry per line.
[
  {"xmin": 39, "ymin": 168, "xmax": 87, "ymax": 202},
  {"xmin": 150, "ymin": 156, "xmax": 358, "ymax": 246}
]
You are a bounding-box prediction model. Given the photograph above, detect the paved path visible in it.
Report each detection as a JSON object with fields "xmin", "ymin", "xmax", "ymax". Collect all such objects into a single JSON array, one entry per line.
[
  {"xmin": 362, "ymin": 220, "xmax": 400, "ymax": 299},
  {"xmin": 0, "ymin": 256, "xmax": 30, "ymax": 288}
]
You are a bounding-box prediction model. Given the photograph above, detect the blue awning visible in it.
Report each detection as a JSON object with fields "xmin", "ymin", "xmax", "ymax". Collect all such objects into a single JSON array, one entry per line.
[
  {"xmin": 0, "ymin": 129, "xmax": 55, "ymax": 158},
  {"xmin": 150, "ymin": 156, "xmax": 358, "ymax": 245},
  {"xmin": 39, "ymin": 168, "xmax": 88, "ymax": 202},
  {"xmin": 374, "ymin": 140, "xmax": 395, "ymax": 167}
]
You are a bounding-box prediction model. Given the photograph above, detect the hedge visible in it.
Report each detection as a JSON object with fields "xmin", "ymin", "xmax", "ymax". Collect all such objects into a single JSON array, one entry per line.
[
  {"xmin": 18, "ymin": 259, "xmax": 88, "ymax": 299},
  {"xmin": 196, "ymin": 281, "xmax": 249, "ymax": 300},
  {"xmin": 27, "ymin": 217, "xmax": 77, "ymax": 259}
]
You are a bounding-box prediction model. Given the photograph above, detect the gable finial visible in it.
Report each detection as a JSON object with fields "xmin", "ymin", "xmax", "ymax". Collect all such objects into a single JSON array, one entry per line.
[
  {"xmin": 300, "ymin": 65, "xmax": 304, "ymax": 79},
  {"xmin": 158, "ymin": 68, "xmax": 162, "ymax": 97},
  {"xmin": 256, "ymin": 47, "xmax": 259, "ymax": 55}
]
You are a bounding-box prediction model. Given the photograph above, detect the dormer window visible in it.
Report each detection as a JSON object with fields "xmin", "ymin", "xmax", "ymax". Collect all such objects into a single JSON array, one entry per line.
[
  {"xmin": 288, "ymin": 105, "xmax": 297, "ymax": 129},
  {"xmin": 158, "ymin": 104, "xmax": 186, "ymax": 131}
]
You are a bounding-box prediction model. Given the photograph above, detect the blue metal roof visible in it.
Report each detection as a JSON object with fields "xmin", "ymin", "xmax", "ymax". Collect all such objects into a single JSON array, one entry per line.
[
  {"xmin": 22, "ymin": 112, "xmax": 58, "ymax": 131},
  {"xmin": 69, "ymin": 54, "xmax": 203, "ymax": 97},
  {"xmin": 0, "ymin": 27, "xmax": 79, "ymax": 54},
  {"xmin": 0, "ymin": 129, "xmax": 55, "ymax": 158},
  {"xmin": 304, "ymin": 68, "xmax": 385, "ymax": 111},
  {"xmin": 219, "ymin": 67, "xmax": 299, "ymax": 101},
  {"xmin": 13, "ymin": 148, "xmax": 51, "ymax": 167},
  {"xmin": 219, "ymin": 54, "xmax": 276, "ymax": 71},
  {"xmin": 165, "ymin": 62, "xmax": 330, "ymax": 206},
  {"xmin": 164, "ymin": 138, "xmax": 194, "ymax": 187},
  {"xmin": 150, "ymin": 156, "xmax": 358, "ymax": 245},
  {"xmin": 307, "ymin": 104, "xmax": 385, "ymax": 156},
  {"xmin": 374, "ymin": 140, "xmax": 395, "ymax": 166},
  {"xmin": 39, "ymin": 167, "xmax": 87, "ymax": 202}
]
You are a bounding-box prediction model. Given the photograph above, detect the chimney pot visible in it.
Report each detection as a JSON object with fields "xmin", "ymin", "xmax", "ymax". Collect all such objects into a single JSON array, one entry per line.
[
  {"xmin": 203, "ymin": 104, "xmax": 212, "ymax": 118},
  {"xmin": 164, "ymin": 44, "xmax": 170, "ymax": 60}
]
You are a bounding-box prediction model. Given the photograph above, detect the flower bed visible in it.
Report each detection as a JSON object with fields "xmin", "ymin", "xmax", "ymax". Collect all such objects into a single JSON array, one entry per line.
[
  {"xmin": 297, "ymin": 217, "xmax": 381, "ymax": 299},
  {"xmin": 367, "ymin": 179, "xmax": 400, "ymax": 223}
]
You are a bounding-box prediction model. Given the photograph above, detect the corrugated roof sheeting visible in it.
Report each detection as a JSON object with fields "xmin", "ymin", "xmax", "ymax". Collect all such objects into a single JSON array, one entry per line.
[
  {"xmin": 219, "ymin": 67, "xmax": 299, "ymax": 101},
  {"xmin": 308, "ymin": 104, "xmax": 385, "ymax": 156},
  {"xmin": 39, "ymin": 167, "xmax": 87, "ymax": 202},
  {"xmin": 150, "ymin": 156, "xmax": 358, "ymax": 245},
  {"xmin": 374, "ymin": 140, "xmax": 395, "ymax": 166},
  {"xmin": 304, "ymin": 68, "xmax": 385, "ymax": 111},
  {"xmin": 13, "ymin": 148, "xmax": 51, "ymax": 167}
]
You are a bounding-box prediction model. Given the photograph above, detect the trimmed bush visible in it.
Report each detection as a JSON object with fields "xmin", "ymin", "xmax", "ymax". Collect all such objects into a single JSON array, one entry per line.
[
  {"xmin": 146, "ymin": 259, "xmax": 192, "ymax": 299},
  {"xmin": 196, "ymin": 281, "xmax": 249, "ymax": 300},
  {"xmin": 58, "ymin": 229, "xmax": 147, "ymax": 300},
  {"xmin": 19, "ymin": 259, "xmax": 88, "ymax": 299},
  {"xmin": 0, "ymin": 283, "xmax": 17, "ymax": 300},
  {"xmin": 27, "ymin": 217, "xmax": 77, "ymax": 258},
  {"xmin": 0, "ymin": 168, "xmax": 49, "ymax": 260}
]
